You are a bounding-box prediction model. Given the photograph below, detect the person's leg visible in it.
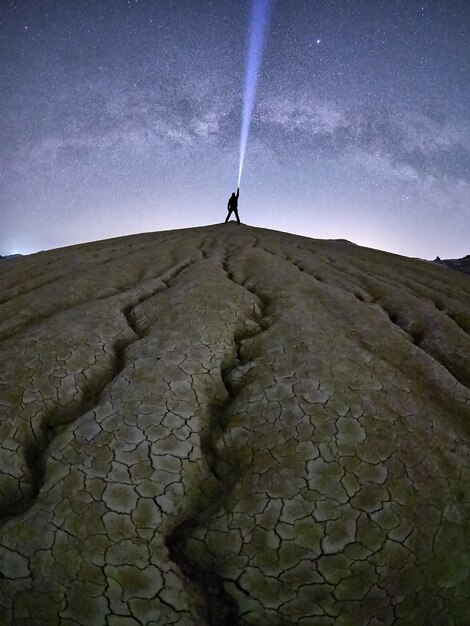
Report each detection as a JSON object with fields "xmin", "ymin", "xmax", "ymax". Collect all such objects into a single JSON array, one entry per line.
[
  {"xmin": 234, "ymin": 209, "xmax": 240, "ymax": 224},
  {"xmin": 225, "ymin": 210, "xmax": 231, "ymax": 223}
]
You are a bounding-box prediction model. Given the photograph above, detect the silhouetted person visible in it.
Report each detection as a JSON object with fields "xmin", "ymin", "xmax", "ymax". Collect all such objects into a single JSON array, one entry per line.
[{"xmin": 225, "ymin": 188, "xmax": 240, "ymax": 224}]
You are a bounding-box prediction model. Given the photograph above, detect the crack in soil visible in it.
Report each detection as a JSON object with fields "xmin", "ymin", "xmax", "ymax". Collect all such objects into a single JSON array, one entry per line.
[
  {"xmin": 166, "ymin": 248, "xmax": 271, "ymax": 626},
  {"xmin": 265, "ymin": 245, "xmax": 470, "ymax": 393},
  {"xmin": 0, "ymin": 259, "xmax": 200, "ymax": 524}
]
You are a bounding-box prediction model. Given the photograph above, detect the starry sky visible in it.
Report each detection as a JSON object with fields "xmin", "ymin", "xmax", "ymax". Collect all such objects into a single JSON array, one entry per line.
[{"xmin": 1, "ymin": 0, "xmax": 469, "ymax": 259}]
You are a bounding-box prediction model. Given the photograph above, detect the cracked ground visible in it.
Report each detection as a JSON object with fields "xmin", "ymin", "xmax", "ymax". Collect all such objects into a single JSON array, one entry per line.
[{"xmin": 0, "ymin": 223, "xmax": 469, "ymax": 625}]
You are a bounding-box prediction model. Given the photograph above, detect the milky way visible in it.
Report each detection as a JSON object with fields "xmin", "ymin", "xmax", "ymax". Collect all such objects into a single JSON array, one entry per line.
[{"xmin": 1, "ymin": 0, "xmax": 469, "ymax": 258}]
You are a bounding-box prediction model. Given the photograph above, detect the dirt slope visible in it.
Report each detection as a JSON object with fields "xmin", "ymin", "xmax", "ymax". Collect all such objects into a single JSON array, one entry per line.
[{"xmin": 0, "ymin": 223, "xmax": 469, "ymax": 625}]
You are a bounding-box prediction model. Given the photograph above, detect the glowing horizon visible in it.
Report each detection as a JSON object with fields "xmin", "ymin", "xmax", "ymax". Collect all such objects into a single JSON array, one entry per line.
[{"xmin": 238, "ymin": 0, "xmax": 272, "ymax": 187}]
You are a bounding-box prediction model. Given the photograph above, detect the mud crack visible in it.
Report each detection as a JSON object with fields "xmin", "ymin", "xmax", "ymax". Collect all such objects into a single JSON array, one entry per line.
[
  {"xmin": 0, "ymin": 259, "xmax": 200, "ymax": 523},
  {"xmin": 165, "ymin": 250, "xmax": 271, "ymax": 626}
]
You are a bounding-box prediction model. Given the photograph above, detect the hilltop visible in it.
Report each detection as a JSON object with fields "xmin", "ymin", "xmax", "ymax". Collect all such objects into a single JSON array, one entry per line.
[{"xmin": 0, "ymin": 223, "xmax": 469, "ymax": 625}]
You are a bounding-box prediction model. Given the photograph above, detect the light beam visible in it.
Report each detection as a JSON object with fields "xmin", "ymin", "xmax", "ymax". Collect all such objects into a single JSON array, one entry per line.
[{"xmin": 238, "ymin": 0, "xmax": 272, "ymax": 187}]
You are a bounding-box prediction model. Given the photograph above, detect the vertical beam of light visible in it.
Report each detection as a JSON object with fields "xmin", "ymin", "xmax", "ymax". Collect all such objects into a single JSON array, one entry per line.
[{"xmin": 238, "ymin": 0, "xmax": 272, "ymax": 187}]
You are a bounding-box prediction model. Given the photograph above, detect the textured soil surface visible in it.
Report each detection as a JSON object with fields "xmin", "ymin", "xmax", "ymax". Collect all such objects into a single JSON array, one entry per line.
[{"xmin": 0, "ymin": 223, "xmax": 469, "ymax": 625}]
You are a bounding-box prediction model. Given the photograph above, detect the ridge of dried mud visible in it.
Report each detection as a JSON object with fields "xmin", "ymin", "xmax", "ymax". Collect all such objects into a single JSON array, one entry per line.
[{"xmin": 0, "ymin": 223, "xmax": 469, "ymax": 625}]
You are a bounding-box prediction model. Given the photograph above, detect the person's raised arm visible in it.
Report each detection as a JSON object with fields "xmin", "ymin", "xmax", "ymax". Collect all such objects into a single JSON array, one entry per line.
[{"xmin": 236, "ymin": 187, "xmax": 240, "ymax": 198}]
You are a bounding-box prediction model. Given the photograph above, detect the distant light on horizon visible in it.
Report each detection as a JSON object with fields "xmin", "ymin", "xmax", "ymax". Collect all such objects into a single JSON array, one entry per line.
[{"xmin": 2, "ymin": 245, "xmax": 30, "ymax": 257}]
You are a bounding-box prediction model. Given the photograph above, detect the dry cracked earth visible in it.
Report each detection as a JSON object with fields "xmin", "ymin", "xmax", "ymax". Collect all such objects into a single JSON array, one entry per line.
[{"xmin": 0, "ymin": 223, "xmax": 469, "ymax": 625}]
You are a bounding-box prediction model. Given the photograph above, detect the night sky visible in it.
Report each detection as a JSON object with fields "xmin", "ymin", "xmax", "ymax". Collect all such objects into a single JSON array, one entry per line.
[{"xmin": 1, "ymin": 0, "xmax": 469, "ymax": 259}]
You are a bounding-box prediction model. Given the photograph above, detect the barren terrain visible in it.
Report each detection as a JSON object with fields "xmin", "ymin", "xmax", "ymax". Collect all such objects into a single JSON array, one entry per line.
[{"xmin": 0, "ymin": 223, "xmax": 469, "ymax": 625}]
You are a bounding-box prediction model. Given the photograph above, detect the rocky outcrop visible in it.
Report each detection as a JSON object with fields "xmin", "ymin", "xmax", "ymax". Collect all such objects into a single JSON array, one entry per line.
[
  {"xmin": 0, "ymin": 224, "xmax": 469, "ymax": 625},
  {"xmin": 434, "ymin": 254, "xmax": 470, "ymax": 276}
]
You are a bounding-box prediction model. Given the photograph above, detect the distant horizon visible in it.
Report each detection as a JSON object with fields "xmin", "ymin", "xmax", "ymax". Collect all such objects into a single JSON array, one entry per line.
[{"xmin": 1, "ymin": 220, "xmax": 468, "ymax": 262}]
